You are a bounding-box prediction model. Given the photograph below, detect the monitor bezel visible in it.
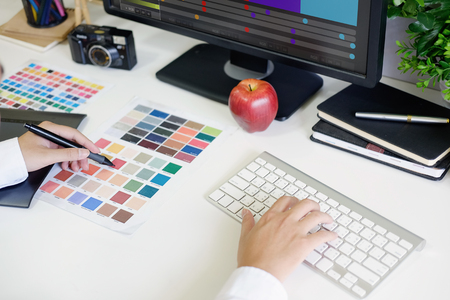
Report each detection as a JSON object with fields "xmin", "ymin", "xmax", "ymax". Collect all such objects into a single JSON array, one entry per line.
[{"xmin": 103, "ymin": 0, "xmax": 388, "ymax": 88}]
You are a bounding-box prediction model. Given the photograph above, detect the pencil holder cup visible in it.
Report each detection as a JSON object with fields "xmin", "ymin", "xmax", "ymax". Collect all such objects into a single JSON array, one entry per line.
[{"xmin": 21, "ymin": 0, "xmax": 68, "ymax": 28}]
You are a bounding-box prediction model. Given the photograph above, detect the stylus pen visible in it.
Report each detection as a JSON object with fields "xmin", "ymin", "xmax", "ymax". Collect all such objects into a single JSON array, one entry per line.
[
  {"xmin": 355, "ymin": 112, "xmax": 450, "ymax": 124},
  {"xmin": 23, "ymin": 123, "xmax": 114, "ymax": 167}
]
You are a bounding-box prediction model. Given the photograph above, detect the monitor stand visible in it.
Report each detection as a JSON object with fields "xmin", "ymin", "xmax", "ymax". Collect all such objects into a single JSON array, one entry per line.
[{"xmin": 156, "ymin": 44, "xmax": 323, "ymax": 121}]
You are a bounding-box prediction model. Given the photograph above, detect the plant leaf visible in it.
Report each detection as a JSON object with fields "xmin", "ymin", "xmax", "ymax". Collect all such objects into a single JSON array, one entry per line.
[{"xmin": 417, "ymin": 12, "xmax": 435, "ymax": 29}]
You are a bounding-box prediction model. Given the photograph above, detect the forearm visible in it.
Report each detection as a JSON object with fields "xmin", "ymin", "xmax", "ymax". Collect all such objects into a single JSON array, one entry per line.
[
  {"xmin": 215, "ymin": 266, "xmax": 288, "ymax": 300},
  {"xmin": 0, "ymin": 138, "xmax": 28, "ymax": 189}
]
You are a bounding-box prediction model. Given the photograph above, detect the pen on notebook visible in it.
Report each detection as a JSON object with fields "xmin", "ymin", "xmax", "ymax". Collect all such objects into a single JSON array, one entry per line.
[
  {"xmin": 23, "ymin": 123, "xmax": 115, "ymax": 167},
  {"xmin": 355, "ymin": 112, "xmax": 450, "ymax": 124}
]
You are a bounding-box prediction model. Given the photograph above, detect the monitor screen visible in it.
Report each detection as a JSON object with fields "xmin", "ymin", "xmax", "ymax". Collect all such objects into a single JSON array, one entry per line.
[{"xmin": 103, "ymin": 0, "xmax": 387, "ymax": 120}]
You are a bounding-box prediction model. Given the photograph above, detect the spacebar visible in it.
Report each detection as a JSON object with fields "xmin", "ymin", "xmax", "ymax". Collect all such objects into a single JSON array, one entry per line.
[{"xmin": 347, "ymin": 262, "xmax": 380, "ymax": 286}]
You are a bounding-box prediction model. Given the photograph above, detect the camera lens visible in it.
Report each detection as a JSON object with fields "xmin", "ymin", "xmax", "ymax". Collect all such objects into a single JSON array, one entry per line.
[{"xmin": 88, "ymin": 44, "xmax": 120, "ymax": 67}]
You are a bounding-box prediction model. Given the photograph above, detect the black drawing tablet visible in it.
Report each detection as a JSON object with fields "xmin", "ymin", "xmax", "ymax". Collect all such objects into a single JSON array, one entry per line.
[{"xmin": 0, "ymin": 108, "xmax": 86, "ymax": 208}]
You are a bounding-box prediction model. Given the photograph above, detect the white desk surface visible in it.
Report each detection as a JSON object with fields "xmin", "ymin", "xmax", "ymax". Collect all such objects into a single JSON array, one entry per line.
[{"xmin": 0, "ymin": 1, "xmax": 448, "ymax": 299}]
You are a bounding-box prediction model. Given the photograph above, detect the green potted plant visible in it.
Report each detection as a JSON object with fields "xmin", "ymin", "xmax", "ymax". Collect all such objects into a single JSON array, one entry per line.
[{"xmin": 389, "ymin": 0, "xmax": 450, "ymax": 101}]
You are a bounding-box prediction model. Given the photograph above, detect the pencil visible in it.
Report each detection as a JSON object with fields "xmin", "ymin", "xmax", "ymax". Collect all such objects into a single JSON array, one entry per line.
[
  {"xmin": 36, "ymin": 0, "xmax": 46, "ymax": 25},
  {"xmin": 53, "ymin": 0, "xmax": 66, "ymax": 17}
]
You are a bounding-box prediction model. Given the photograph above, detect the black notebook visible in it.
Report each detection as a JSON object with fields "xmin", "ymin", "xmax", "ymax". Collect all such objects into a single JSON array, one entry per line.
[
  {"xmin": 0, "ymin": 108, "xmax": 86, "ymax": 208},
  {"xmin": 317, "ymin": 83, "xmax": 450, "ymax": 167},
  {"xmin": 311, "ymin": 120, "xmax": 450, "ymax": 180}
]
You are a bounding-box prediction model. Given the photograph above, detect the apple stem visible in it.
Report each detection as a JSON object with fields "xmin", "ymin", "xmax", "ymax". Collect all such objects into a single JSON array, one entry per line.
[{"xmin": 249, "ymin": 84, "xmax": 252, "ymax": 91}]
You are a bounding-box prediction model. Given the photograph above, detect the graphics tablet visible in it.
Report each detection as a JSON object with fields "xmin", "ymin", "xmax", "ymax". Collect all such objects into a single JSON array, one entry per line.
[{"xmin": 0, "ymin": 108, "xmax": 86, "ymax": 208}]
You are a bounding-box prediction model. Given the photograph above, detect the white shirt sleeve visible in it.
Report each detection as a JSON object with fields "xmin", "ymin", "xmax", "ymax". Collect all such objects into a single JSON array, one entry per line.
[
  {"xmin": 215, "ymin": 267, "xmax": 288, "ymax": 300},
  {"xmin": 0, "ymin": 138, "xmax": 28, "ymax": 189}
]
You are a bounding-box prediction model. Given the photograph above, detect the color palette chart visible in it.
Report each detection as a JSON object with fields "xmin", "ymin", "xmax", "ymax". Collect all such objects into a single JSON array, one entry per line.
[
  {"xmin": 105, "ymin": 102, "xmax": 222, "ymax": 164},
  {"xmin": 34, "ymin": 97, "xmax": 234, "ymax": 234},
  {"xmin": 0, "ymin": 61, "xmax": 112, "ymax": 112}
]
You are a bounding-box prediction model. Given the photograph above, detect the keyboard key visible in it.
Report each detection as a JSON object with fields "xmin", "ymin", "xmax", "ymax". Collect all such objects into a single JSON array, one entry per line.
[
  {"xmin": 357, "ymin": 239, "xmax": 373, "ymax": 253},
  {"xmin": 350, "ymin": 249, "xmax": 367, "ymax": 263},
  {"xmin": 352, "ymin": 285, "xmax": 366, "ymax": 297},
  {"xmin": 220, "ymin": 183, "xmax": 245, "ymax": 200},
  {"xmin": 327, "ymin": 237, "xmax": 343, "ymax": 248},
  {"xmin": 327, "ymin": 269, "xmax": 341, "ymax": 281},
  {"xmin": 255, "ymin": 167, "xmax": 270, "ymax": 178},
  {"xmin": 349, "ymin": 211, "xmax": 362, "ymax": 221},
  {"xmin": 209, "ymin": 190, "xmax": 224, "ymax": 201},
  {"xmin": 319, "ymin": 202, "xmax": 330, "ymax": 213},
  {"xmin": 250, "ymin": 201, "xmax": 265, "ymax": 213},
  {"xmin": 347, "ymin": 262, "xmax": 380, "ymax": 286},
  {"xmin": 338, "ymin": 205, "xmax": 351, "ymax": 214},
  {"xmin": 261, "ymin": 182, "xmax": 275, "ymax": 193},
  {"xmin": 246, "ymin": 162, "xmax": 260, "ymax": 172},
  {"xmin": 294, "ymin": 190, "xmax": 309, "ymax": 200},
  {"xmin": 284, "ymin": 174, "xmax": 296, "ymax": 183},
  {"xmin": 360, "ymin": 228, "xmax": 376, "ymax": 241},
  {"xmin": 251, "ymin": 177, "xmax": 265, "ymax": 187},
  {"xmin": 316, "ymin": 258, "xmax": 333, "ymax": 272},
  {"xmin": 316, "ymin": 192, "xmax": 328, "ymax": 201},
  {"xmin": 315, "ymin": 243, "xmax": 328, "ymax": 253},
  {"xmin": 265, "ymin": 173, "xmax": 279, "ymax": 183},
  {"xmin": 294, "ymin": 180, "xmax": 306, "ymax": 188},
  {"xmin": 369, "ymin": 247, "xmax": 385, "ymax": 260},
  {"xmin": 305, "ymin": 186, "xmax": 317, "ymax": 195},
  {"xmin": 284, "ymin": 184, "xmax": 298, "ymax": 195},
  {"xmin": 348, "ymin": 221, "xmax": 364, "ymax": 234},
  {"xmin": 336, "ymin": 255, "xmax": 352, "ymax": 268},
  {"xmin": 274, "ymin": 168, "xmax": 286, "ymax": 177},
  {"xmin": 339, "ymin": 242, "xmax": 355, "ymax": 256},
  {"xmin": 399, "ymin": 239, "xmax": 413, "ymax": 250},
  {"xmin": 363, "ymin": 257, "xmax": 389, "ymax": 276},
  {"xmin": 337, "ymin": 215, "xmax": 352, "ymax": 227},
  {"xmin": 274, "ymin": 178, "xmax": 289, "ymax": 189},
  {"xmin": 322, "ymin": 222, "xmax": 338, "ymax": 232},
  {"xmin": 339, "ymin": 277, "xmax": 353, "ymax": 288},
  {"xmin": 386, "ymin": 232, "xmax": 400, "ymax": 242},
  {"xmin": 372, "ymin": 235, "xmax": 388, "ymax": 248},
  {"xmin": 326, "ymin": 198, "xmax": 339, "ymax": 207},
  {"xmin": 373, "ymin": 225, "xmax": 387, "ymax": 235},
  {"xmin": 229, "ymin": 176, "xmax": 250, "ymax": 190},
  {"xmin": 244, "ymin": 185, "xmax": 259, "ymax": 196},
  {"xmin": 334, "ymin": 226, "xmax": 350, "ymax": 239},
  {"xmin": 384, "ymin": 242, "xmax": 407, "ymax": 258},
  {"xmin": 238, "ymin": 169, "xmax": 256, "ymax": 182},
  {"xmin": 324, "ymin": 247, "xmax": 340, "ymax": 260},
  {"xmin": 254, "ymin": 191, "xmax": 269, "ymax": 202},
  {"xmin": 240, "ymin": 195, "xmax": 255, "ymax": 206},
  {"xmin": 255, "ymin": 157, "xmax": 266, "ymax": 165},
  {"xmin": 227, "ymin": 202, "xmax": 243, "ymax": 214},
  {"xmin": 344, "ymin": 272, "xmax": 358, "ymax": 284},
  {"xmin": 218, "ymin": 195, "xmax": 234, "ymax": 207},
  {"xmin": 263, "ymin": 196, "xmax": 277, "ymax": 207},
  {"xmin": 381, "ymin": 253, "xmax": 398, "ymax": 268},
  {"xmin": 305, "ymin": 250, "xmax": 322, "ymax": 265},
  {"xmin": 327, "ymin": 208, "xmax": 341, "ymax": 220},
  {"xmin": 361, "ymin": 218, "xmax": 374, "ymax": 228},
  {"xmin": 270, "ymin": 188, "xmax": 285, "ymax": 199},
  {"xmin": 265, "ymin": 163, "xmax": 276, "ymax": 171}
]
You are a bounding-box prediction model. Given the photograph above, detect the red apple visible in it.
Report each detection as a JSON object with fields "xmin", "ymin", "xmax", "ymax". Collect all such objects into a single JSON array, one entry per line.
[{"xmin": 228, "ymin": 79, "xmax": 278, "ymax": 133}]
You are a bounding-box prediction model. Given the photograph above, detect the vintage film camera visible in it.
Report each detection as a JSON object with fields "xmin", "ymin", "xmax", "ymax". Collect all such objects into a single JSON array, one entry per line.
[{"xmin": 68, "ymin": 25, "xmax": 137, "ymax": 70}]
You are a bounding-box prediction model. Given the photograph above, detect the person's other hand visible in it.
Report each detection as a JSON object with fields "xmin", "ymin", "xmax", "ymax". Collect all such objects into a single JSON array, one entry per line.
[
  {"xmin": 18, "ymin": 121, "xmax": 100, "ymax": 172},
  {"xmin": 238, "ymin": 196, "xmax": 338, "ymax": 282}
]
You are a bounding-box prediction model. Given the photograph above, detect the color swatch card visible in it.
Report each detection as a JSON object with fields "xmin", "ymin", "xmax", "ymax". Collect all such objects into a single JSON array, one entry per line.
[
  {"xmin": 34, "ymin": 97, "xmax": 234, "ymax": 234},
  {"xmin": 0, "ymin": 61, "xmax": 112, "ymax": 112}
]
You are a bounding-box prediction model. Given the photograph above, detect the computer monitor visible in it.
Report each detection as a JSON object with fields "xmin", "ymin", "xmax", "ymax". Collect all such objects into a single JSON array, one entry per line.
[{"xmin": 103, "ymin": 0, "xmax": 387, "ymax": 120}]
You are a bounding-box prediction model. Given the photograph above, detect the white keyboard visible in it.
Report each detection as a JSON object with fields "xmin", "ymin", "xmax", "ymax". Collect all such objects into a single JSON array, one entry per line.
[{"xmin": 207, "ymin": 152, "xmax": 425, "ymax": 298}]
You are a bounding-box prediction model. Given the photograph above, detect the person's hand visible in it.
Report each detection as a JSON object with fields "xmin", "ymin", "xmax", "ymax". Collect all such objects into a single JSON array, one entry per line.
[
  {"xmin": 18, "ymin": 121, "xmax": 100, "ymax": 172},
  {"xmin": 237, "ymin": 196, "xmax": 338, "ymax": 282}
]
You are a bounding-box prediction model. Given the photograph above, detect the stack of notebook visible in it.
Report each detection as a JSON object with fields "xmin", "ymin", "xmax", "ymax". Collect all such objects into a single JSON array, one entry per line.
[
  {"xmin": 0, "ymin": 8, "xmax": 76, "ymax": 52},
  {"xmin": 311, "ymin": 83, "xmax": 450, "ymax": 180}
]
